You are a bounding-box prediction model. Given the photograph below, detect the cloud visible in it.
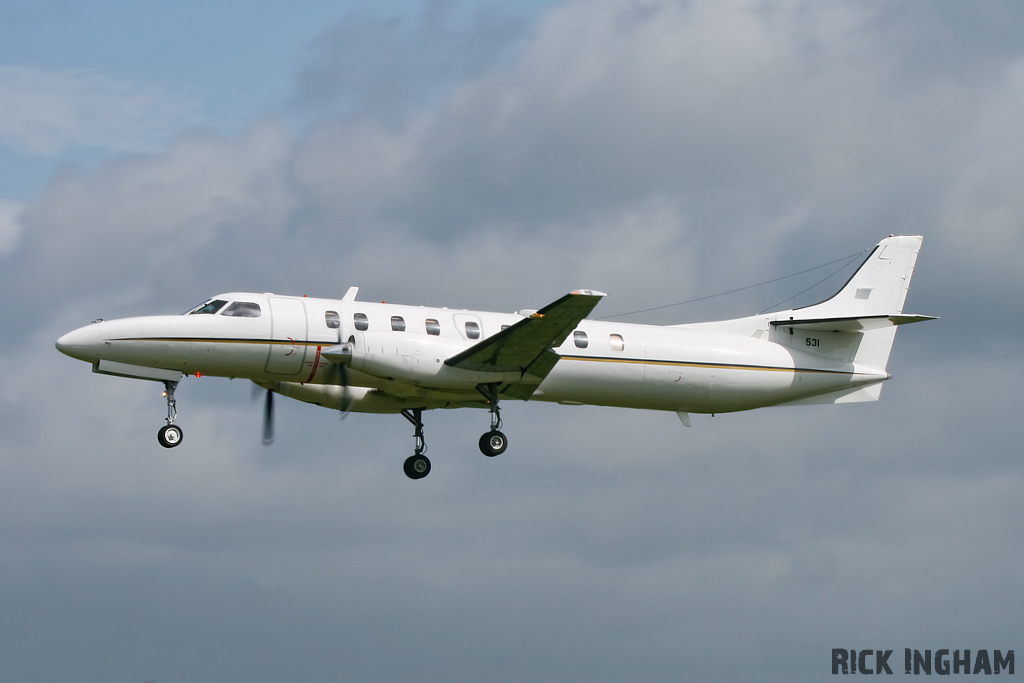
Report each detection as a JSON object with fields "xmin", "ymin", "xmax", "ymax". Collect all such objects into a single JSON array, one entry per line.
[
  {"xmin": 11, "ymin": 122, "xmax": 294, "ymax": 321},
  {"xmin": 0, "ymin": 199, "xmax": 24, "ymax": 256},
  {"xmin": 4, "ymin": 1, "xmax": 1024, "ymax": 680},
  {"xmin": 0, "ymin": 65, "xmax": 197, "ymax": 156},
  {"xmin": 293, "ymin": 1, "xmax": 529, "ymax": 123}
]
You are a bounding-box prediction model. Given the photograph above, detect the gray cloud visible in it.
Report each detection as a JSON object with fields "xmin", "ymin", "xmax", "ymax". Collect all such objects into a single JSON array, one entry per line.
[
  {"xmin": 293, "ymin": 0, "xmax": 529, "ymax": 124},
  {"xmin": 2, "ymin": 1, "xmax": 1024, "ymax": 681}
]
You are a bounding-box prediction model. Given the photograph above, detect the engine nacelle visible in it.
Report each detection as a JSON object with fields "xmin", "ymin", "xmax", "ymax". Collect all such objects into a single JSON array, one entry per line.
[
  {"xmin": 337, "ymin": 332, "xmax": 521, "ymax": 388},
  {"xmin": 269, "ymin": 382, "xmax": 408, "ymax": 413}
]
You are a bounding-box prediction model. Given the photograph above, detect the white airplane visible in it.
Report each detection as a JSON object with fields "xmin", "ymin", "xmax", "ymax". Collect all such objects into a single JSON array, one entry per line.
[{"xmin": 56, "ymin": 235, "xmax": 934, "ymax": 479}]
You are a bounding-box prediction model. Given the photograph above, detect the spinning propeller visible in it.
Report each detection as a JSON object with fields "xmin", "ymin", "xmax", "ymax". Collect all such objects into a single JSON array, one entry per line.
[
  {"xmin": 253, "ymin": 333, "xmax": 355, "ymax": 445},
  {"xmin": 252, "ymin": 381, "xmax": 278, "ymax": 445},
  {"xmin": 323, "ymin": 334, "xmax": 355, "ymax": 419}
]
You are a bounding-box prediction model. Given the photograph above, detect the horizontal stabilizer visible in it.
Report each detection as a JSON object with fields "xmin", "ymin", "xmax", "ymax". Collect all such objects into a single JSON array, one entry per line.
[{"xmin": 771, "ymin": 314, "xmax": 938, "ymax": 332}]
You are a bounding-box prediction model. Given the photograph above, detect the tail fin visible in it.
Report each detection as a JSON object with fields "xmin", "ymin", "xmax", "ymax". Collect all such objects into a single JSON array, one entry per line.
[
  {"xmin": 795, "ymin": 235, "xmax": 922, "ymax": 318},
  {"xmin": 769, "ymin": 235, "xmax": 934, "ymax": 374}
]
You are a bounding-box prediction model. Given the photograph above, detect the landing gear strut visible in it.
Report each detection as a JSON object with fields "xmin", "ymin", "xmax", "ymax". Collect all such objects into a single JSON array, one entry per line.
[
  {"xmin": 477, "ymin": 383, "xmax": 507, "ymax": 457},
  {"xmin": 401, "ymin": 408, "xmax": 431, "ymax": 479},
  {"xmin": 157, "ymin": 380, "xmax": 183, "ymax": 448}
]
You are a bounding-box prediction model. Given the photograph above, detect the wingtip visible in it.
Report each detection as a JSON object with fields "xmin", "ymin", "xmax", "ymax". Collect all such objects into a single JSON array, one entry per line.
[{"xmin": 571, "ymin": 289, "xmax": 607, "ymax": 297}]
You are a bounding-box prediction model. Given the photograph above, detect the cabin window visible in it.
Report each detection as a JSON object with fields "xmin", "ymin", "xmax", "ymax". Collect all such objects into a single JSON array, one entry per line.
[
  {"xmin": 353, "ymin": 313, "xmax": 369, "ymax": 331},
  {"xmin": 325, "ymin": 311, "xmax": 340, "ymax": 329},
  {"xmin": 465, "ymin": 321, "xmax": 481, "ymax": 340},
  {"xmin": 609, "ymin": 334, "xmax": 625, "ymax": 352},
  {"xmin": 391, "ymin": 316, "xmax": 406, "ymax": 332},
  {"xmin": 573, "ymin": 330, "xmax": 589, "ymax": 349},
  {"xmin": 221, "ymin": 301, "xmax": 262, "ymax": 318},
  {"xmin": 189, "ymin": 299, "xmax": 227, "ymax": 315},
  {"xmin": 425, "ymin": 318, "xmax": 441, "ymax": 335}
]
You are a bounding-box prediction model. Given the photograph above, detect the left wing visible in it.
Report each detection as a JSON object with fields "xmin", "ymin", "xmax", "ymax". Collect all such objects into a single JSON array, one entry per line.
[{"xmin": 445, "ymin": 289, "xmax": 606, "ymax": 398}]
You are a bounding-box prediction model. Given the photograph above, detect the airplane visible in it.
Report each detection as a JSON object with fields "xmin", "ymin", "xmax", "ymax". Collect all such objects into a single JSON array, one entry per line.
[{"xmin": 56, "ymin": 235, "xmax": 935, "ymax": 479}]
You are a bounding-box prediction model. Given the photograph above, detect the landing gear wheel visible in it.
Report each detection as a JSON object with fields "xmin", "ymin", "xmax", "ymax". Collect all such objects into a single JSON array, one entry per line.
[
  {"xmin": 158, "ymin": 424, "xmax": 183, "ymax": 448},
  {"xmin": 404, "ymin": 454, "xmax": 431, "ymax": 479},
  {"xmin": 479, "ymin": 430, "xmax": 507, "ymax": 457}
]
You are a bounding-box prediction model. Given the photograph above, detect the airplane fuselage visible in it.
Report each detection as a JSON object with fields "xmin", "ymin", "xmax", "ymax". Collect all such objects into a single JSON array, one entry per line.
[{"xmin": 57, "ymin": 291, "xmax": 887, "ymax": 416}]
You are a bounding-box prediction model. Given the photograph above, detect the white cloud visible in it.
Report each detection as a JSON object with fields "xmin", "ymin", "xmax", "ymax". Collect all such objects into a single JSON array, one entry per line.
[
  {"xmin": 0, "ymin": 65, "xmax": 197, "ymax": 155},
  {"xmin": 0, "ymin": 199, "xmax": 24, "ymax": 256}
]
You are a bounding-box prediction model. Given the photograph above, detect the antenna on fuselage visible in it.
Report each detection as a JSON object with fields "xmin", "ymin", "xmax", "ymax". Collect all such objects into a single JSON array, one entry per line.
[{"xmin": 342, "ymin": 287, "xmax": 359, "ymax": 302}]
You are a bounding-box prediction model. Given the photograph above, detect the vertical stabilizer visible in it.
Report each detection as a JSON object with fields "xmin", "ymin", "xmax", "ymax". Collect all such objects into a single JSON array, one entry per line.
[
  {"xmin": 794, "ymin": 235, "xmax": 922, "ymax": 318},
  {"xmin": 768, "ymin": 235, "xmax": 929, "ymax": 377}
]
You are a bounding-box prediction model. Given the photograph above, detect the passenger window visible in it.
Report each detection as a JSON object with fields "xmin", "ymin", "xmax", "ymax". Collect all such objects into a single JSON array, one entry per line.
[
  {"xmin": 465, "ymin": 321, "xmax": 481, "ymax": 340},
  {"xmin": 500, "ymin": 325, "xmax": 509, "ymax": 330},
  {"xmin": 221, "ymin": 301, "xmax": 262, "ymax": 318},
  {"xmin": 573, "ymin": 331, "xmax": 589, "ymax": 349},
  {"xmin": 325, "ymin": 311, "xmax": 340, "ymax": 329},
  {"xmin": 425, "ymin": 318, "xmax": 441, "ymax": 336},
  {"xmin": 353, "ymin": 313, "xmax": 369, "ymax": 331},
  {"xmin": 189, "ymin": 299, "xmax": 228, "ymax": 315},
  {"xmin": 609, "ymin": 334, "xmax": 625, "ymax": 352},
  {"xmin": 391, "ymin": 316, "xmax": 406, "ymax": 332}
]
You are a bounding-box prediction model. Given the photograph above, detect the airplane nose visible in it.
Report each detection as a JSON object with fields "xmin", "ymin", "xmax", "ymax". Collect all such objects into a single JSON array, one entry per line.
[{"xmin": 56, "ymin": 324, "xmax": 102, "ymax": 363}]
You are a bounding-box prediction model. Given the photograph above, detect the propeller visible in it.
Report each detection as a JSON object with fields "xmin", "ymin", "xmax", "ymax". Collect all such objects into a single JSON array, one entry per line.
[
  {"xmin": 262, "ymin": 388, "xmax": 274, "ymax": 445},
  {"xmin": 323, "ymin": 334, "xmax": 355, "ymax": 418},
  {"xmin": 251, "ymin": 381, "xmax": 277, "ymax": 446}
]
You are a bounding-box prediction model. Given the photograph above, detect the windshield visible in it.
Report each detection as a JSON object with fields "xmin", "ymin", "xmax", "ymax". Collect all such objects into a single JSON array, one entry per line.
[{"xmin": 187, "ymin": 299, "xmax": 228, "ymax": 315}]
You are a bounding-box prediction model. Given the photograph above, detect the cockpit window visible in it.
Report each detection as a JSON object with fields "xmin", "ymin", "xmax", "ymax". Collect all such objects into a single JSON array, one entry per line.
[
  {"xmin": 221, "ymin": 301, "xmax": 262, "ymax": 318},
  {"xmin": 188, "ymin": 299, "xmax": 227, "ymax": 315}
]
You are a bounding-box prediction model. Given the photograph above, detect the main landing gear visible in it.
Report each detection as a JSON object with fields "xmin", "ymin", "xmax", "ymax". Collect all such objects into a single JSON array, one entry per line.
[
  {"xmin": 477, "ymin": 383, "xmax": 507, "ymax": 458},
  {"xmin": 399, "ymin": 385, "xmax": 510, "ymax": 479},
  {"xmin": 401, "ymin": 408, "xmax": 430, "ymax": 480},
  {"xmin": 156, "ymin": 380, "xmax": 183, "ymax": 448}
]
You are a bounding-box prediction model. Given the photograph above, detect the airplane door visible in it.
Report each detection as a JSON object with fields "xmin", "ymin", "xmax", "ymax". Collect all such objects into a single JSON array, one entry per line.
[{"xmin": 266, "ymin": 297, "xmax": 308, "ymax": 374}]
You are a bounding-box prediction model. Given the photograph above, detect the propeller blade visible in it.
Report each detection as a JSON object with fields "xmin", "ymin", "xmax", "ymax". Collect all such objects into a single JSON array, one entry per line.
[
  {"xmin": 262, "ymin": 388, "xmax": 274, "ymax": 445},
  {"xmin": 339, "ymin": 363, "xmax": 352, "ymax": 419}
]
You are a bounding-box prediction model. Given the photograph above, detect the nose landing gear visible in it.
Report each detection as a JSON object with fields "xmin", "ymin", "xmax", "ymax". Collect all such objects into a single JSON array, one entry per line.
[
  {"xmin": 401, "ymin": 408, "xmax": 430, "ymax": 479},
  {"xmin": 157, "ymin": 380, "xmax": 183, "ymax": 448}
]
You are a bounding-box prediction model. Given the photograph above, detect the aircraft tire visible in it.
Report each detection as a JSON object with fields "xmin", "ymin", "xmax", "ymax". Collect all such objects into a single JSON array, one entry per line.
[
  {"xmin": 479, "ymin": 430, "xmax": 507, "ymax": 457},
  {"xmin": 404, "ymin": 454, "xmax": 431, "ymax": 479},
  {"xmin": 158, "ymin": 424, "xmax": 183, "ymax": 448}
]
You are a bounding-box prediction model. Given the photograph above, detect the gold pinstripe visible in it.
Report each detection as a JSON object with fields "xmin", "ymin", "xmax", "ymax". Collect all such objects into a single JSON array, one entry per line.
[
  {"xmin": 117, "ymin": 339, "xmax": 867, "ymax": 376},
  {"xmin": 559, "ymin": 355, "xmax": 865, "ymax": 376},
  {"xmin": 119, "ymin": 337, "xmax": 325, "ymax": 347}
]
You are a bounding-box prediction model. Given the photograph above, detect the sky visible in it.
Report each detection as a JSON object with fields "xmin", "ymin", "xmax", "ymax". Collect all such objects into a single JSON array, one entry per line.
[{"xmin": 2, "ymin": 0, "xmax": 1023, "ymax": 681}]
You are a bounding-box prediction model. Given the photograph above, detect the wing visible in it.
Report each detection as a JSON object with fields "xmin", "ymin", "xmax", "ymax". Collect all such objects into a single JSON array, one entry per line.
[{"xmin": 445, "ymin": 289, "xmax": 606, "ymax": 398}]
